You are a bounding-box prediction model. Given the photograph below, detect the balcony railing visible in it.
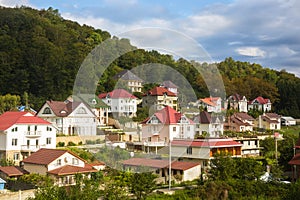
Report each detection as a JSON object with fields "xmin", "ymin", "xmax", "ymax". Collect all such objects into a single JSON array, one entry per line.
[
  {"xmin": 21, "ymin": 144, "xmax": 46, "ymax": 152},
  {"xmin": 144, "ymin": 141, "xmax": 167, "ymax": 147},
  {"xmin": 25, "ymin": 131, "xmax": 42, "ymax": 137}
]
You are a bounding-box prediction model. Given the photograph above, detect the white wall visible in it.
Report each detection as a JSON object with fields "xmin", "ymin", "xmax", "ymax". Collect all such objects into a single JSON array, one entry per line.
[{"xmin": 48, "ymin": 152, "xmax": 85, "ymax": 171}]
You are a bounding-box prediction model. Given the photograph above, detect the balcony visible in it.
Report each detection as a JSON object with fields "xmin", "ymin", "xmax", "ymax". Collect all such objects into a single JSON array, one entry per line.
[
  {"xmin": 144, "ymin": 141, "xmax": 167, "ymax": 147},
  {"xmin": 21, "ymin": 144, "xmax": 46, "ymax": 152},
  {"xmin": 25, "ymin": 131, "xmax": 42, "ymax": 138}
]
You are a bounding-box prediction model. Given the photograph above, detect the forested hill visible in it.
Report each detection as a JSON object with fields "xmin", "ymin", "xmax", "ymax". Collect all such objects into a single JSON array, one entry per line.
[{"xmin": 0, "ymin": 6, "xmax": 299, "ymax": 117}]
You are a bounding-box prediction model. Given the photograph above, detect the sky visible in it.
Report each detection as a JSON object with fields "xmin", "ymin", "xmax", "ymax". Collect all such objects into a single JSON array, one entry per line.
[{"xmin": 1, "ymin": 0, "xmax": 299, "ymax": 76}]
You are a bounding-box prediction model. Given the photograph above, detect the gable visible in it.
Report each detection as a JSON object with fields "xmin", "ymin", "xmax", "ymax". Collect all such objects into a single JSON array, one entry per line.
[{"xmin": 68, "ymin": 103, "xmax": 96, "ymax": 117}]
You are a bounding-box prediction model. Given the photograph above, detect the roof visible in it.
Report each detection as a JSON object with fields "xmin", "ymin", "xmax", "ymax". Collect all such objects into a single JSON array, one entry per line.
[
  {"xmin": 45, "ymin": 100, "xmax": 81, "ymax": 117},
  {"xmin": 171, "ymin": 138, "xmax": 242, "ymax": 148},
  {"xmin": 0, "ymin": 111, "xmax": 51, "ymax": 131},
  {"xmin": 113, "ymin": 70, "xmax": 143, "ymax": 81},
  {"xmin": 162, "ymin": 80, "xmax": 178, "ymax": 88},
  {"xmin": 121, "ymin": 158, "xmax": 199, "ymax": 171},
  {"xmin": 234, "ymin": 112, "xmax": 254, "ymax": 121},
  {"xmin": 76, "ymin": 94, "xmax": 109, "ymax": 108},
  {"xmin": 289, "ymin": 154, "xmax": 300, "ymax": 165},
  {"xmin": 264, "ymin": 113, "xmax": 281, "ymax": 119},
  {"xmin": 22, "ymin": 148, "xmax": 85, "ymax": 165},
  {"xmin": 144, "ymin": 86, "xmax": 176, "ymax": 97},
  {"xmin": 143, "ymin": 106, "xmax": 194, "ymax": 125},
  {"xmin": 230, "ymin": 115, "xmax": 251, "ymax": 126},
  {"xmin": 98, "ymin": 89, "xmax": 136, "ymax": 99},
  {"xmin": 194, "ymin": 111, "xmax": 211, "ymax": 124},
  {"xmin": 261, "ymin": 116, "xmax": 279, "ymax": 124},
  {"xmin": 281, "ymin": 116, "xmax": 295, "ymax": 121},
  {"xmin": 0, "ymin": 178, "xmax": 6, "ymax": 184},
  {"xmin": 249, "ymin": 96, "xmax": 271, "ymax": 105},
  {"xmin": 199, "ymin": 97, "xmax": 221, "ymax": 106},
  {"xmin": 228, "ymin": 94, "xmax": 246, "ymax": 102},
  {"xmin": 0, "ymin": 166, "xmax": 29, "ymax": 177},
  {"xmin": 47, "ymin": 165, "xmax": 97, "ymax": 176}
]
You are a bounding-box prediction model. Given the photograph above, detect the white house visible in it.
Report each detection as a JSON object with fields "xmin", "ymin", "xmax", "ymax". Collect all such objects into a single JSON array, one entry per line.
[
  {"xmin": 248, "ymin": 96, "xmax": 272, "ymax": 112},
  {"xmin": 22, "ymin": 148, "xmax": 98, "ymax": 186},
  {"xmin": 255, "ymin": 113, "xmax": 281, "ymax": 130},
  {"xmin": 161, "ymin": 80, "xmax": 178, "ymax": 96},
  {"xmin": 225, "ymin": 112, "xmax": 254, "ymax": 132},
  {"xmin": 281, "ymin": 116, "xmax": 296, "ymax": 126},
  {"xmin": 98, "ymin": 89, "xmax": 137, "ymax": 118},
  {"xmin": 0, "ymin": 112, "xmax": 57, "ymax": 165},
  {"xmin": 196, "ymin": 97, "xmax": 222, "ymax": 113},
  {"xmin": 37, "ymin": 99, "xmax": 97, "ymax": 136},
  {"xmin": 113, "ymin": 70, "xmax": 143, "ymax": 93},
  {"xmin": 141, "ymin": 106, "xmax": 195, "ymax": 154},
  {"xmin": 233, "ymin": 137, "xmax": 261, "ymax": 157},
  {"xmin": 225, "ymin": 94, "xmax": 248, "ymax": 113},
  {"xmin": 193, "ymin": 111, "xmax": 224, "ymax": 137}
]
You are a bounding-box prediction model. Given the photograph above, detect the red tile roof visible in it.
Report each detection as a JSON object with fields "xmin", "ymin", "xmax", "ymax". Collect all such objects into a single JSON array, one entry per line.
[
  {"xmin": 22, "ymin": 148, "xmax": 85, "ymax": 165},
  {"xmin": 249, "ymin": 96, "xmax": 270, "ymax": 105},
  {"xmin": 47, "ymin": 165, "xmax": 97, "ymax": 176},
  {"xmin": 289, "ymin": 154, "xmax": 300, "ymax": 165},
  {"xmin": 0, "ymin": 111, "xmax": 51, "ymax": 130},
  {"xmin": 122, "ymin": 158, "xmax": 199, "ymax": 171},
  {"xmin": 0, "ymin": 166, "xmax": 29, "ymax": 177},
  {"xmin": 145, "ymin": 86, "xmax": 176, "ymax": 97},
  {"xmin": 199, "ymin": 97, "xmax": 221, "ymax": 106},
  {"xmin": 143, "ymin": 106, "xmax": 194, "ymax": 125},
  {"xmin": 171, "ymin": 138, "xmax": 242, "ymax": 148},
  {"xmin": 98, "ymin": 89, "xmax": 136, "ymax": 99}
]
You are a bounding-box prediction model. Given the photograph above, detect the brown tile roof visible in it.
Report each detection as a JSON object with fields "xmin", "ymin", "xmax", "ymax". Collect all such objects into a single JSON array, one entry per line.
[
  {"xmin": 289, "ymin": 154, "xmax": 300, "ymax": 165},
  {"xmin": 47, "ymin": 164, "xmax": 97, "ymax": 176},
  {"xmin": 261, "ymin": 116, "xmax": 279, "ymax": 124},
  {"xmin": 46, "ymin": 100, "xmax": 81, "ymax": 117},
  {"xmin": 121, "ymin": 158, "xmax": 199, "ymax": 171},
  {"xmin": 171, "ymin": 138, "xmax": 242, "ymax": 148},
  {"xmin": 0, "ymin": 166, "xmax": 29, "ymax": 177},
  {"xmin": 22, "ymin": 148, "xmax": 85, "ymax": 165},
  {"xmin": 98, "ymin": 89, "xmax": 136, "ymax": 99},
  {"xmin": 145, "ymin": 86, "xmax": 176, "ymax": 97},
  {"xmin": 265, "ymin": 113, "xmax": 281, "ymax": 119},
  {"xmin": 235, "ymin": 112, "xmax": 254, "ymax": 121}
]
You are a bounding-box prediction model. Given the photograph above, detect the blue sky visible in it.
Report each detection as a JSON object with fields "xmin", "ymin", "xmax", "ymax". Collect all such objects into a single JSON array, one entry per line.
[{"xmin": 1, "ymin": 0, "xmax": 299, "ymax": 76}]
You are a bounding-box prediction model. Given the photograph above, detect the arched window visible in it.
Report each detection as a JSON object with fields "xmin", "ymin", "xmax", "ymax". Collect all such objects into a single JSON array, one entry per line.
[
  {"xmin": 43, "ymin": 107, "xmax": 51, "ymax": 114},
  {"xmin": 76, "ymin": 107, "xmax": 87, "ymax": 114}
]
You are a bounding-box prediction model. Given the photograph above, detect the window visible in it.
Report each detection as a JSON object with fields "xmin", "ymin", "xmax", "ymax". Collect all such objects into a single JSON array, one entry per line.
[
  {"xmin": 46, "ymin": 138, "xmax": 51, "ymax": 145},
  {"xmin": 187, "ymin": 126, "xmax": 190, "ymax": 131},
  {"xmin": 11, "ymin": 127, "xmax": 18, "ymax": 132},
  {"xmin": 72, "ymin": 158, "xmax": 79, "ymax": 165},
  {"xmin": 42, "ymin": 107, "xmax": 51, "ymax": 114},
  {"xmin": 186, "ymin": 147, "xmax": 192, "ymax": 155},
  {"xmin": 57, "ymin": 159, "xmax": 62, "ymax": 165},
  {"xmin": 76, "ymin": 107, "xmax": 87, "ymax": 114},
  {"xmin": 173, "ymin": 127, "xmax": 176, "ymax": 132},
  {"xmin": 47, "ymin": 126, "xmax": 52, "ymax": 131},
  {"xmin": 36, "ymin": 139, "xmax": 39, "ymax": 147},
  {"xmin": 27, "ymin": 140, "xmax": 30, "ymax": 146},
  {"xmin": 12, "ymin": 139, "xmax": 17, "ymax": 146},
  {"xmin": 13, "ymin": 153, "xmax": 19, "ymax": 160}
]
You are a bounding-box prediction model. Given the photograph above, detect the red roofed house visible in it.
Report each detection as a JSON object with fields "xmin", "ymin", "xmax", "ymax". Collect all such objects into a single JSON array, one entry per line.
[
  {"xmin": 98, "ymin": 89, "xmax": 137, "ymax": 118},
  {"xmin": 141, "ymin": 106, "xmax": 195, "ymax": 154},
  {"xmin": 37, "ymin": 99, "xmax": 97, "ymax": 136},
  {"xmin": 0, "ymin": 112, "xmax": 57, "ymax": 165},
  {"xmin": 142, "ymin": 86, "xmax": 178, "ymax": 111},
  {"xmin": 197, "ymin": 97, "xmax": 222, "ymax": 113},
  {"xmin": 248, "ymin": 96, "xmax": 272, "ymax": 112},
  {"xmin": 122, "ymin": 158, "xmax": 201, "ymax": 183},
  {"xmin": 22, "ymin": 148, "xmax": 98, "ymax": 186},
  {"xmin": 225, "ymin": 112, "xmax": 254, "ymax": 132},
  {"xmin": 171, "ymin": 138, "xmax": 242, "ymax": 167},
  {"xmin": 255, "ymin": 113, "xmax": 281, "ymax": 130},
  {"xmin": 225, "ymin": 94, "xmax": 248, "ymax": 113},
  {"xmin": 0, "ymin": 166, "xmax": 29, "ymax": 180}
]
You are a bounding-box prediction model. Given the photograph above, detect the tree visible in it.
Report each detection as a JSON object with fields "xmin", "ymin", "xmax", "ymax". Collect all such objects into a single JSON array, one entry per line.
[
  {"xmin": 0, "ymin": 94, "xmax": 21, "ymax": 113},
  {"xmin": 129, "ymin": 172, "xmax": 157, "ymax": 200}
]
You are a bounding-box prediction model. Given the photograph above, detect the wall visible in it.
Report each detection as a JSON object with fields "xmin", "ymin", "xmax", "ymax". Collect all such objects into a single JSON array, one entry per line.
[{"xmin": 183, "ymin": 165, "xmax": 201, "ymax": 181}]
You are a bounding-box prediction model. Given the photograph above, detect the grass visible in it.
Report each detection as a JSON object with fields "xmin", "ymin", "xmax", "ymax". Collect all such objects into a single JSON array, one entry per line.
[{"xmin": 280, "ymin": 125, "xmax": 300, "ymax": 137}]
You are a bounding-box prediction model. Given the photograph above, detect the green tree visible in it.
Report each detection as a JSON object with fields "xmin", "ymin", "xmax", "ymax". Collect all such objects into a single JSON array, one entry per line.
[{"xmin": 129, "ymin": 172, "xmax": 157, "ymax": 200}]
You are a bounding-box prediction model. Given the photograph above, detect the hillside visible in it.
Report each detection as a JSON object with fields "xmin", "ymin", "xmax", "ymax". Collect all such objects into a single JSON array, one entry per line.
[{"xmin": 0, "ymin": 6, "xmax": 299, "ymax": 117}]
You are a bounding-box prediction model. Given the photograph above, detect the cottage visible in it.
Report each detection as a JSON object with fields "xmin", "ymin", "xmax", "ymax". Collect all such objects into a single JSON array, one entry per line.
[
  {"xmin": 193, "ymin": 111, "xmax": 224, "ymax": 137},
  {"xmin": 196, "ymin": 97, "xmax": 222, "ymax": 113},
  {"xmin": 255, "ymin": 113, "xmax": 281, "ymax": 130},
  {"xmin": 22, "ymin": 148, "xmax": 98, "ymax": 186},
  {"xmin": 122, "ymin": 158, "xmax": 201, "ymax": 183},
  {"xmin": 0, "ymin": 112, "xmax": 57, "ymax": 164},
  {"xmin": 248, "ymin": 96, "xmax": 271, "ymax": 112},
  {"xmin": 281, "ymin": 116, "xmax": 296, "ymax": 126},
  {"xmin": 225, "ymin": 94, "xmax": 248, "ymax": 113}
]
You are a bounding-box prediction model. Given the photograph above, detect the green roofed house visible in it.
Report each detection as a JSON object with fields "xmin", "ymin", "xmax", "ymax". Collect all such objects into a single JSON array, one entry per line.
[{"xmin": 75, "ymin": 94, "xmax": 110, "ymax": 126}]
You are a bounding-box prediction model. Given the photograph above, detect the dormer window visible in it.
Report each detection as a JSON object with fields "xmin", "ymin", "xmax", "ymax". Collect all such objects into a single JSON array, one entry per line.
[
  {"xmin": 91, "ymin": 99, "xmax": 97, "ymax": 105},
  {"xmin": 43, "ymin": 107, "xmax": 51, "ymax": 114}
]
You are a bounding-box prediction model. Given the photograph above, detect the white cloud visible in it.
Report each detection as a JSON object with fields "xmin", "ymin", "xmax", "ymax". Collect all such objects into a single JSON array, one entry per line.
[
  {"xmin": 0, "ymin": 0, "xmax": 30, "ymax": 7},
  {"xmin": 235, "ymin": 47, "xmax": 266, "ymax": 57}
]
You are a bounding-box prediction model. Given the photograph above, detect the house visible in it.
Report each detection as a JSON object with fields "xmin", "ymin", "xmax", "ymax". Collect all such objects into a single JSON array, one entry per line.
[
  {"xmin": 281, "ymin": 116, "xmax": 296, "ymax": 126},
  {"xmin": 255, "ymin": 113, "xmax": 281, "ymax": 130},
  {"xmin": 141, "ymin": 106, "xmax": 195, "ymax": 154},
  {"xmin": 248, "ymin": 96, "xmax": 272, "ymax": 112},
  {"xmin": 0, "ymin": 112, "xmax": 57, "ymax": 164},
  {"xmin": 225, "ymin": 94, "xmax": 248, "ymax": 113},
  {"xmin": 225, "ymin": 112, "xmax": 254, "ymax": 132},
  {"xmin": 113, "ymin": 70, "xmax": 143, "ymax": 93},
  {"xmin": 0, "ymin": 166, "xmax": 28, "ymax": 180},
  {"xmin": 75, "ymin": 94, "xmax": 110, "ymax": 126},
  {"xmin": 98, "ymin": 89, "xmax": 137, "ymax": 118},
  {"xmin": 233, "ymin": 137, "xmax": 261, "ymax": 157},
  {"xmin": 37, "ymin": 99, "xmax": 97, "ymax": 136},
  {"xmin": 161, "ymin": 80, "xmax": 178, "ymax": 96},
  {"xmin": 121, "ymin": 158, "xmax": 201, "ymax": 183},
  {"xmin": 197, "ymin": 97, "xmax": 222, "ymax": 113},
  {"xmin": 142, "ymin": 86, "xmax": 178, "ymax": 111},
  {"xmin": 193, "ymin": 111, "xmax": 224, "ymax": 137},
  {"xmin": 22, "ymin": 148, "xmax": 98, "ymax": 186},
  {"xmin": 171, "ymin": 138, "xmax": 242, "ymax": 167}
]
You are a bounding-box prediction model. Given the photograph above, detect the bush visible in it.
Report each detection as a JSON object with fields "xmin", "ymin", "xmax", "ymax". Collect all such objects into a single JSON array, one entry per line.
[
  {"xmin": 57, "ymin": 142, "xmax": 65, "ymax": 147},
  {"xmin": 67, "ymin": 141, "xmax": 76, "ymax": 146}
]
